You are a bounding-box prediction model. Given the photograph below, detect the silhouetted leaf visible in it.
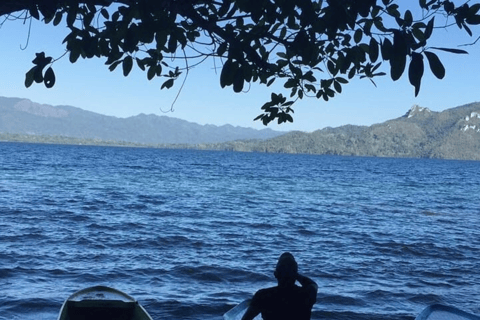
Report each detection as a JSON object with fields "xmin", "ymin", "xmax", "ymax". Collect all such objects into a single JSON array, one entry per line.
[
  {"xmin": 354, "ymin": 29, "xmax": 362, "ymax": 43},
  {"xmin": 463, "ymin": 23, "xmax": 473, "ymax": 36},
  {"xmin": 108, "ymin": 60, "xmax": 122, "ymax": 72},
  {"xmin": 424, "ymin": 51, "xmax": 445, "ymax": 79},
  {"xmin": 66, "ymin": 6, "xmax": 77, "ymax": 27},
  {"xmin": 32, "ymin": 52, "xmax": 48, "ymax": 65},
  {"xmin": 161, "ymin": 79, "xmax": 174, "ymax": 89},
  {"xmin": 369, "ymin": 38, "xmax": 379, "ymax": 62},
  {"xmin": 29, "ymin": 5, "xmax": 40, "ymax": 20},
  {"xmin": 425, "ymin": 17, "xmax": 435, "ymax": 39},
  {"xmin": 404, "ymin": 10, "xmax": 413, "ymax": 26},
  {"xmin": 220, "ymin": 60, "xmax": 235, "ymax": 88},
  {"xmin": 147, "ymin": 65, "xmax": 157, "ymax": 80},
  {"xmin": 348, "ymin": 67, "xmax": 356, "ymax": 79},
  {"xmin": 44, "ymin": 67, "xmax": 56, "ymax": 88},
  {"xmin": 335, "ymin": 77, "xmax": 348, "ymax": 84},
  {"xmin": 390, "ymin": 54, "xmax": 406, "ymax": 81},
  {"xmin": 122, "ymin": 56, "xmax": 133, "ymax": 76},
  {"xmin": 408, "ymin": 52, "xmax": 424, "ymax": 96},
  {"xmin": 390, "ymin": 31, "xmax": 407, "ymax": 81},
  {"xmin": 53, "ymin": 12, "xmax": 62, "ymax": 26},
  {"xmin": 305, "ymin": 84, "xmax": 316, "ymax": 92},
  {"xmin": 470, "ymin": 3, "xmax": 480, "ymax": 14},
  {"xmin": 233, "ymin": 67, "xmax": 244, "ymax": 92},
  {"xmin": 69, "ymin": 49, "xmax": 80, "ymax": 63},
  {"xmin": 243, "ymin": 63, "xmax": 253, "ymax": 82},
  {"xmin": 100, "ymin": 8, "xmax": 109, "ymax": 19},
  {"xmin": 327, "ymin": 60, "xmax": 336, "ymax": 74},
  {"xmin": 374, "ymin": 16, "xmax": 387, "ymax": 31},
  {"xmin": 217, "ymin": 42, "xmax": 228, "ymax": 56},
  {"xmin": 431, "ymin": 47, "xmax": 468, "ymax": 54},
  {"xmin": 381, "ymin": 38, "xmax": 393, "ymax": 60},
  {"xmin": 136, "ymin": 58, "xmax": 146, "ymax": 71},
  {"xmin": 412, "ymin": 27, "xmax": 425, "ymax": 42},
  {"xmin": 466, "ymin": 14, "xmax": 480, "ymax": 25},
  {"xmin": 326, "ymin": 88, "xmax": 335, "ymax": 97},
  {"xmin": 393, "ymin": 30, "xmax": 407, "ymax": 55},
  {"xmin": 25, "ymin": 67, "xmax": 36, "ymax": 88},
  {"xmin": 334, "ymin": 81, "xmax": 342, "ymax": 93},
  {"xmin": 168, "ymin": 35, "xmax": 177, "ymax": 53}
]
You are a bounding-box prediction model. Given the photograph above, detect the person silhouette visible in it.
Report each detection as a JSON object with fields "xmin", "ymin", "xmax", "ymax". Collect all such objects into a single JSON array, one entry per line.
[{"xmin": 241, "ymin": 252, "xmax": 318, "ymax": 320}]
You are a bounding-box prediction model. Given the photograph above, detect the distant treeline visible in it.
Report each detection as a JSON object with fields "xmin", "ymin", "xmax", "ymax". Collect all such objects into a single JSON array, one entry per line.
[
  {"xmin": 0, "ymin": 132, "xmax": 217, "ymax": 150},
  {"xmin": 0, "ymin": 133, "xmax": 155, "ymax": 148},
  {"xmin": 2, "ymin": 101, "xmax": 480, "ymax": 161}
]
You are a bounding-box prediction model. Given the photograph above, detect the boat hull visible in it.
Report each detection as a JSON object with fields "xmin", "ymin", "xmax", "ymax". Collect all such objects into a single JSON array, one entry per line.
[
  {"xmin": 57, "ymin": 286, "xmax": 153, "ymax": 320},
  {"xmin": 415, "ymin": 304, "xmax": 480, "ymax": 320}
]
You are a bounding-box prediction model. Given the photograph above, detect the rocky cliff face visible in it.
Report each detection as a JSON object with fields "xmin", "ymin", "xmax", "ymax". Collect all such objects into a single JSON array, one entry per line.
[{"xmin": 403, "ymin": 104, "xmax": 432, "ymax": 119}]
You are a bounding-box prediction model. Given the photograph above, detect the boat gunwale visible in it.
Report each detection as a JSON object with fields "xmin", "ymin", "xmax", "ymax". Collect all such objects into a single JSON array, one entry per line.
[
  {"xmin": 57, "ymin": 286, "xmax": 153, "ymax": 320},
  {"xmin": 415, "ymin": 304, "xmax": 480, "ymax": 320}
]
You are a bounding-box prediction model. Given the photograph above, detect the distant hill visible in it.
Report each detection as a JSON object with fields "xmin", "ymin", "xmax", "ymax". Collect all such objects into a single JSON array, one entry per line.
[
  {"xmin": 0, "ymin": 96, "xmax": 285, "ymax": 144},
  {"xmin": 200, "ymin": 103, "xmax": 480, "ymax": 160},
  {"xmin": 2, "ymin": 96, "xmax": 480, "ymax": 160}
]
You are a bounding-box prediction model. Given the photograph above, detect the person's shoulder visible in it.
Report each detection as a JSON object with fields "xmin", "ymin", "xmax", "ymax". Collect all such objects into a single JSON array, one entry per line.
[
  {"xmin": 253, "ymin": 286, "xmax": 277, "ymax": 299},
  {"xmin": 256, "ymin": 286, "xmax": 277, "ymax": 294}
]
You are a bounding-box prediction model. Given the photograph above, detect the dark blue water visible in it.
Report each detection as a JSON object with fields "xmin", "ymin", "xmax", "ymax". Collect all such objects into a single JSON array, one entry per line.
[{"xmin": 1, "ymin": 142, "xmax": 480, "ymax": 320}]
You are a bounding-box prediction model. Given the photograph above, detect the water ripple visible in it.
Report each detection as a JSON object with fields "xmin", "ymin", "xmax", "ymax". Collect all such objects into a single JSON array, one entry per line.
[{"xmin": 1, "ymin": 144, "xmax": 480, "ymax": 319}]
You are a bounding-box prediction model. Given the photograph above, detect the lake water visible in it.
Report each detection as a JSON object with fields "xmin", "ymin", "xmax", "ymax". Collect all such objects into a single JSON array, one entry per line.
[{"xmin": 1, "ymin": 142, "xmax": 479, "ymax": 320}]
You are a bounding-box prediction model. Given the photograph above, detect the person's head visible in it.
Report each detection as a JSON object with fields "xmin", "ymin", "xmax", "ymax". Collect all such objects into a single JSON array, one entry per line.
[{"xmin": 274, "ymin": 252, "xmax": 298, "ymax": 287}]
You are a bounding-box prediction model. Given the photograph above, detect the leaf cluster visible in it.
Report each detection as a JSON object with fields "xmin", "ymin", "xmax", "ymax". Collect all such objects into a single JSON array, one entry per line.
[
  {"xmin": 19, "ymin": 0, "xmax": 480, "ymax": 125},
  {"xmin": 25, "ymin": 52, "xmax": 55, "ymax": 88}
]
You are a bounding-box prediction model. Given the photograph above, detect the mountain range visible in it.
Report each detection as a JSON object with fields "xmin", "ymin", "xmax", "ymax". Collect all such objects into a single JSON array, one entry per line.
[
  {"xmin": 203, "ymin": 102, "xmax": 480, "ymax": 160},
  {"xmin": 1, "ymin": 96, "xmax": 480, "ymax": 160},
  {"xmin": 0, "ymin": 96, "xmax": 284, "ymax": 144}
]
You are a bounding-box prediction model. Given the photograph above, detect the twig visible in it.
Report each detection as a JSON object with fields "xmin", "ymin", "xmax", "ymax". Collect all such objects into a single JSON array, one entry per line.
[
  {"xmin": 20, "ymin": 14, "xmax": 33, "ymax": 50},
  {"xmin": 459, "ymin": 35, "xmax": 480, "ymax": 46}
]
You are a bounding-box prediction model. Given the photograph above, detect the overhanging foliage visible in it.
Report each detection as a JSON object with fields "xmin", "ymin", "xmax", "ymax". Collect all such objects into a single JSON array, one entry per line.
[{"xmin": 2, "ymin": 0, "xmax": 480, "ymax": 124}]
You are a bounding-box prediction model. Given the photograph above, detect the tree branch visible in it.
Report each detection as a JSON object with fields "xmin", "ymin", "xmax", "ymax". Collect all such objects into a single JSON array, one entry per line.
[{"xmin": 0, "ymin": 0, "xmax": 131, "ymax": 17}]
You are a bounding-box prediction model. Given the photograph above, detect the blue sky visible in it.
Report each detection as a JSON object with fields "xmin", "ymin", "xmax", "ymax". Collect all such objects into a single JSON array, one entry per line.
[{"xmin": 1, "ymin": 5, "xmax": 480, "ymax": 132}]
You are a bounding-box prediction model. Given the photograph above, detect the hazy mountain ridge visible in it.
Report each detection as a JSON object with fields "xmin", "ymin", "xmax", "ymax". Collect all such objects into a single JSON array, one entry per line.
[
  {"xmin": 200, "ymin": 103, "xmax": 480, "ymax": 160},
  {"xmin": 0, "ymin": 97, "xmax": 285, "ymax": 144},
  {"xmin": 1, "ymin": 96, "xmax": 479, "ymax": 160}
]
